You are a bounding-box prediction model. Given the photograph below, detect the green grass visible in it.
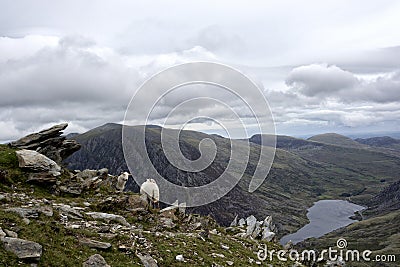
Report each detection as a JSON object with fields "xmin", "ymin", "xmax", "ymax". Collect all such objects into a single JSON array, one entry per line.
[{"xmin": 0, "ymin": 144, "xmax": 26, "ymax": 188}]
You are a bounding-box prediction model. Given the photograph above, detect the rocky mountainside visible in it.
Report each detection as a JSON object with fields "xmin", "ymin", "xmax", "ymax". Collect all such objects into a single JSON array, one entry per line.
[
  {"xmin": 65, "ymin": 123, "xmax": 400, "ymax": 239},
  {"xmin": 365, "ymin": 179, "xmax": 400, "ymax": 217},
  {"xmin": 1, "ymin": 124, "xmax": 302, "ymax": 267}
]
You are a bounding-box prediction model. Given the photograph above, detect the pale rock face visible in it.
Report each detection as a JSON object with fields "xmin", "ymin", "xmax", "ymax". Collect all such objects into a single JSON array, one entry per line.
[{"xmin": 15, "ymin": 149, "xmax": 61, "ymax": 176}]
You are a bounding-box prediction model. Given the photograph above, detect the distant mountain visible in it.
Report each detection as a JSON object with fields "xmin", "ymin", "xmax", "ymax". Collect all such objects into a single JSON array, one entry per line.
[
  {"xmin": 308, "ymin": 133, "xmax": 365, "ymax": 148},
  {"xmin": 65, "ymin": 124, "xmax": 400, "ymax": 235},
  {"xmin": 355, "ymin": 136, "xmax": 400, "ymax": 148}
]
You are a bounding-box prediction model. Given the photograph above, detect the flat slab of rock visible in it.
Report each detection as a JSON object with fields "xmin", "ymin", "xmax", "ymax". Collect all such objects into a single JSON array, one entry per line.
[
  {"xmin": 86, "ymin": 212, "xmax": 129, "ymax": 226},
  {"xmin": 1, "ymin": 237, "xmax": 42, "ymax": 260},
  {"xmin": 6, "ymin": 207, "xmax": 39, "ymax": 218},
  {"xmin": 16, "ymin": 149, "xmax": 61, "ymax": 176},
  {"xmin": 137, "ymin": 254, "xmax": 158, "ymax": 267},
  {"xmin": 10, "ymin": 123, "xmax": 68, "ymax": 148},
  {"xmin": 83, "ymin": 254, "xmax": 110, "ymax": 267},
  {"xmin": 79, "ymin": 238, "xmax": 111, "ymax": 250}
]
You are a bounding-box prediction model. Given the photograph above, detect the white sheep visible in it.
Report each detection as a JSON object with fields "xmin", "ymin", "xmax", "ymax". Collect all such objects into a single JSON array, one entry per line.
[
  {"xmin": 140, "ymin": 179, "xmax": 160, "ymax": 209},
  {"xmin": 116, "ymin": 172, "xmax": 130, "ymax": 192}
]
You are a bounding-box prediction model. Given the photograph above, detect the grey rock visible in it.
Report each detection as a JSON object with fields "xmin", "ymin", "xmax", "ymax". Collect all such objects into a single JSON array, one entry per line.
[
  {"xmin": 86, "ymin": 212, "xmax": 129, "ymax": 226},
  {"xmin": 79, "ymin": 238, "xmax": 111, "ymax": 250},
  {"xmin": 1, "ymin": 237, "xmax": 42, "ymax": 260},
  {"xmin": 251, "ymin": 221, "xmax": 262, "ymax": 239},
  {"xmin": 245, "ymin": 215, "xmax": 257, "ymax": 237},
  {"xmin": 4, "ymin": 229, "xmax": 18, "ymax": 238},
  {"xmin": 6, "ymin": 207, "xmax": 39, "ymax": 219},
  {"xmin": 83, "ymin": 254, "xmax": 110, "ymax": 267},
  {"xmin": 261, "ymin": 228, "xmax": 275, "ymax": 241},
  {"xmin": 0, "ymin": 228, "xmax": 6, "ymax": 238},
  {"xmin": 175, "ymin": 255, "xmax": 184, "ymax": 262},
  {"xmin": 230, "ymin": 215, "xmax": 238, "ymax": 227},
  {"xmin": 16, "ymin": 149, "xmax": 61, "ymax": 176},
  {"xmin": 160, "ymin": 217, "xmax": 176, "ymax": 229},
  {"xmin": 27, "ymin": 172, "xmax": 58, "ymax": 184},
  {"xmin": 238, "ymin": 218, "xmax": 246, "ymax": 227},
  {"xmin": 59, "ymin": 185, "xmax": 82, "ymax": 195},
  {"xmin": 10, "ymin": 123, "xmax": 68, "ymax": 148},
  {"xmin": 55, "ymin": 204, "xmax": 83, "ymax": 219},
  {"xmin": 137, "ymin": 254, "xmax": 158, "ymax": 267}
]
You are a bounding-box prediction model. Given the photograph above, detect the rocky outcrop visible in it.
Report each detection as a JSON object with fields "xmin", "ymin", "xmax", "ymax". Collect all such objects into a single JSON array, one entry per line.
[
  {"xmin": 9, "ymin": 123, "xmax": 81, "ymax": 164},
  {"xmin": 229, "ymin": 214, "xmax": 277, "ymax": 241},
  {"xmin": 1, "ymin": 237, "xmax": 42, "ymax": 260}
]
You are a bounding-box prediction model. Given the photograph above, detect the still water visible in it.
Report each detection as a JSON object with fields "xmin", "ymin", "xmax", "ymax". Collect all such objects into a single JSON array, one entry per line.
[{"xmin": 280, "ymin": 200, "xmax": 364, "ymax": 245}]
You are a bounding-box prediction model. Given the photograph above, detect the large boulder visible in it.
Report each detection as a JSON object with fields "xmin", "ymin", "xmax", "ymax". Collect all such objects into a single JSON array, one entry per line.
[
  {"xmin": 9, "ymin": 123, "xmax": 81, "ymax": 164},
  {"xmin": 16, "ymin": 149, "xmax": 61, "ymax": 176},
  {"xmin": 1, "ymin": 237, "xmax": 42, "ymax": 260}
]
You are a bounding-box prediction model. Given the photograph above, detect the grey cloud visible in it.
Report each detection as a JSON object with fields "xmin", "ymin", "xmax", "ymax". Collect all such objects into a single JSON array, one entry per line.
[
  {"xmin": 285, "ymin": 64, "xmax": 400, "ymax": 103},
  {"xmin": 285, "ymin": 64, "xmax": 358, "ymax": 97}
]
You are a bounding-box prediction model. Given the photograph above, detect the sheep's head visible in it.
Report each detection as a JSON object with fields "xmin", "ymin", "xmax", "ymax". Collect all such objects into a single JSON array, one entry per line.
[{"xmin": 121, "ymin": 172, "xmax": 130, "ymax": 181}]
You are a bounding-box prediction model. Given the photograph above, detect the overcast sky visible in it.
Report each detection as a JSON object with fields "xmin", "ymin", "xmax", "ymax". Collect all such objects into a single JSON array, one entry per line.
[{"xmin": 1, "ymin": 0, "xmax": 400, "ymax": 141}]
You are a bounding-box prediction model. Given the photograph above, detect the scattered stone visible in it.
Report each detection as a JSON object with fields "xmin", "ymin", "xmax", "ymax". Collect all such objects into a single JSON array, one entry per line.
[
  {"xmin": 86, "ymin": 212, "xmax": 130, "ymax": 226},
  {"xmin": 59, "ymin": 185, "xmax": 82, "ymax": 195},
  {"xmin": 137, "ymin": 254, "xmax": 158, "ymax": 267},
  {"xmin": 160, "ymin": 217, "xmax": 176, "ymax": 228},
  {"xmin": 27, "ymin": 172, "xmax": 58, "ymax": 184},
  {"xmin": 226, "ymin": 261, "xmax": 234, "ymax": 266},
  {"xmin": 83, "ymin": 254, "xmax": 110, "ymax": 267},
  {"xmin": 221, "ymin": 244, "xmax": 229, "ymax": 250},
  {"xmin": 4, "ymin": 229, "xmax": 18, "ymax": 238},
  {"xmin": 175, "ymin": 254, "xmax": 184, "ymax": 262},
  {"xmin": 210, "ymin": 229, "xmax": 218, "ymax": 235},
  {"xmin": 211, "ymin": 253, "xmax": 225, "ymax": 258},
  {"xmin": 55, "ymin": 204, "xmax": 83, "ymax": 219},
  {"xmin": 6, "ymin": 207, "xmax": 39, "ymax": 219},
  {"xmin": 79, "ymin": 238, "xmax": 111, "ymax": 250},
  {"xmin": 1, "ymin": 237, "xmax": 42, "ymax": 260},
  {"xmin": 15, "ymin": 149, "xmax": 62, "ymax": 176},
  {"xmin": 0, "ymin": 228, "xmax": 6, "ymax": 238},
  {"xmin": 39, "ymin": 206, "xmax": 53, "ymax": 217}
]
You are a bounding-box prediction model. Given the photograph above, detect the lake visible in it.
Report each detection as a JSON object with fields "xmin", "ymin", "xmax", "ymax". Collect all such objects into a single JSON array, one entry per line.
[{"xmin": 280, "ymin": 200, "xmax": 365, "ymax": 245}]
